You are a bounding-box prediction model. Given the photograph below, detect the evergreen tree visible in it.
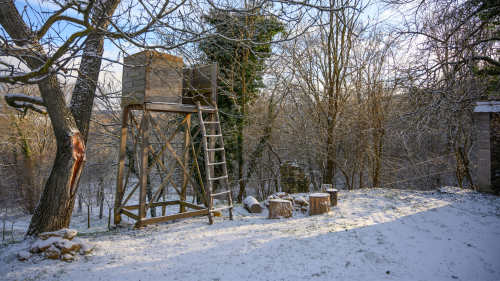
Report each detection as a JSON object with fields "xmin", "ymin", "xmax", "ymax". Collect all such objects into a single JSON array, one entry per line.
[{"xmin": 198, "ymin": 7, "xmax": 284, "ymax": 202}]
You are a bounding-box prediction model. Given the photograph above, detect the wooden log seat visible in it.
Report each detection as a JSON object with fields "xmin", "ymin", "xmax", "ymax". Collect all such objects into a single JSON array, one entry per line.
[
  {"xmin": 325, "ymin": 189, "xmax": 338, "ymax": 207},
  {"xmin": 268, "ymin": 199, "xmax": 293, "ymax": 219},
  {"xmin": 244, "ymin": 196, "xmax": 262, "ymax": 213},
  {"xmin": 309, "ymin": 193, "xmax": 331, "ymax": 215}
]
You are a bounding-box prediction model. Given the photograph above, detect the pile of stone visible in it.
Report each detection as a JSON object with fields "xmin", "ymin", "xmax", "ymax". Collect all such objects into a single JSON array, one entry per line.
[
  {"xmin": 280, "ymin": 161, "xmax": 310, "ymax": 194},
  {"xmin": 263, "ymin": 192, "xmax": 309, "ymax": 212},
  {"xmin": 18, "ymin": 229, "xmax": 93, "ymax": 262}
]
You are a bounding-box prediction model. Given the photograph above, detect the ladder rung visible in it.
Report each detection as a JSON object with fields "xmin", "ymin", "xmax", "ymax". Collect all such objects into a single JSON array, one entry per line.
[
  {"xmin": 207, "ymin": 162, "xmax": 226, "ymax": 166},
  {"xmin": 210, "ymin": 206, "xmax": 233, "ymax": 213},
  {"xmin": 203, "ymin": 121, "xmax": 220, "ymax": 124},
  {"xmin": 209, "ymin": 175, "xmax": 228, "ymax": 181},
  {"xmin": 205, "ymin": 134, "xmax": 222, "ymax": 137},
  {"xmin": 211, "ymin": 190, "xmax": 231, "ymax": 197},
  {"xmin": 207, "ymin": 148, "xmax": 224, "ymax": 151}
]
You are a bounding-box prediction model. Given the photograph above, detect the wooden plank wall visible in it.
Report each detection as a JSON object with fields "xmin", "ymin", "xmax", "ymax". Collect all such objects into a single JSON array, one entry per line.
[
  {"xmin": 122, "ymin": 51, "xmax": 183, "ymax": 106},
  {"xmin": 182, "ymin": 63, "xmax": 218, "ymax": 106}
]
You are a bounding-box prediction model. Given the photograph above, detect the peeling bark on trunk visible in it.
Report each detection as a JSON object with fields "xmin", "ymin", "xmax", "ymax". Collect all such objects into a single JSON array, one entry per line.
[{"xmin": 26, "ymin": 132, "xmax": 86, "ymax": 236}]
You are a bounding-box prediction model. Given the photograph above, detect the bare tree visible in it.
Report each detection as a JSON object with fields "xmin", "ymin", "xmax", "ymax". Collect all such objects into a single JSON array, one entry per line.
[{"xmin": 0, "ymin": 0, "xmax": 363, "ymax": 235}]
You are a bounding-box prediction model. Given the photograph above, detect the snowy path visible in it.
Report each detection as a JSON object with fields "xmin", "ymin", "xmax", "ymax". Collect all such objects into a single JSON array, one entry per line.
[{"xmin": 1, "ymin": 188, "xmax": 500, "ymax": 280}]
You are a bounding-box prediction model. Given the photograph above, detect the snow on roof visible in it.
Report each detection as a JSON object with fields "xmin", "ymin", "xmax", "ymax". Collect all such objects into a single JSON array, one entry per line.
[{"xmin": 474, "ymin": 101, "xmax": 500, "ymax": 113}]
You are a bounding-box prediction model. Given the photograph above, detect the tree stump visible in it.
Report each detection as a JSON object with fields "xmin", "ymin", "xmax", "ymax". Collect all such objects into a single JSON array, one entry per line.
[
  {"xmin": 268, "ymin": 200, "xmax": 293, "ymax": 219},
  {"xmin": 309, "ymin": 193, "xmax": 331, "ymax": 215},
  {"xmin": 325, "ymin": 189, "xmax": 338, "ymax": 206},
  {"xmin": 321, "ymin": 184, "xmax": 332, "ymax": 193},
  {"xmin": 244, "ymin": 196, "xmax": 262, "ymax": 213}
]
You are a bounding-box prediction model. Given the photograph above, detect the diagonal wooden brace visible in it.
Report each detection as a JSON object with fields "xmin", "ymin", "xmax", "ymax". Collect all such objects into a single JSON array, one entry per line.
[{"xmin": 149, "ymin": 113, "xmax": 208, "ymax": 207}]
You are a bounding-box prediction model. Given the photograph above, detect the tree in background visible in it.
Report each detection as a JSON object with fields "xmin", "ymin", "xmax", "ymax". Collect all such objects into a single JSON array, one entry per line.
[
  {"xmin": 199, "ymin": 6, "xmax": 284, "ymax": 202},
  {"xmin": 0, "ymin": 85, "xmax": 56, "ymax": 214}
]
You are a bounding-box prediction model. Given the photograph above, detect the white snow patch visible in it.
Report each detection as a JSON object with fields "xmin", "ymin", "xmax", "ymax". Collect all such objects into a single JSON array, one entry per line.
[{"xmin": 1, "ymin": 188, "xmax": 499, "ymax": 280}]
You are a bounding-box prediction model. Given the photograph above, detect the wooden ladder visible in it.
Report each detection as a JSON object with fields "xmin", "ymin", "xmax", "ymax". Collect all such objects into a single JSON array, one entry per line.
[{"xmin": 196, "ymin": 102, "xmax": 234, "ymax": 224}]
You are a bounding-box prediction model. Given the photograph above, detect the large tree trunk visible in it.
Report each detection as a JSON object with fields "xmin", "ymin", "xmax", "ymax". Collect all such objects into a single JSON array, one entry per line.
[
  {"xmin": 0, "ymin": 1, "xmax": 86, "ymax": 236},
  {"xmin": 0, "ymin": 0, "xmax": 119, "ymax": 236},
  {"xmin": 70, "ymin": 0, "xmax": 121, "ymax": 141},
  {"xmin": 237, "ymin": 125, "xmax": 246, "ymax": 203},
  {"xmin": 237, "ymin": 50, "xmax": 249, "ymax": 203},
  {"xmin": 243, "ymin": 93, "xmax": 277, "ymax": 193},
  {"xmin": 323, "ymin": 86, "xmax": 337, "ymax": 185},
  {"xmin": 26, "ymin": 132, "xmax": 85, "ymax": 236}
]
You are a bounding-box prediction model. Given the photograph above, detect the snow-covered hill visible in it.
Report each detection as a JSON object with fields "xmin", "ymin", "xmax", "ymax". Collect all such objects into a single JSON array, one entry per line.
[{"xmin": 1, "ymin": 187, "xmax": 500, "ymax": 280}]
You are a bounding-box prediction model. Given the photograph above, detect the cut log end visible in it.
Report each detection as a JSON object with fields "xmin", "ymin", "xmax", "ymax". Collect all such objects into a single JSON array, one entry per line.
[
  {"xmin": 309, "ymin": 193, "xmax": 331, "ymax": 215},
  {"xmin": 325, "ymin": 189, "xmax": 338, "ymax": 207},
  {"xmin": 243, "ymin": 196, "xmax": 262, "ymax": 213},
  {"xmin": 268, "ymin": 199, "xmax": 293, "ymax": 219}
]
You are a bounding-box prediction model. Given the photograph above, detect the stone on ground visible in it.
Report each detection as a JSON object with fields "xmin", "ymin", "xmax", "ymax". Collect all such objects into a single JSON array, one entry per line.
[
  {"xmin": 56, "ymin": 239, "xmax": 79, "ymax": 254},
  {"xmin": 44, "ymin": 245, "xmax": 61, "ymax": 260},
  {"xmin": 32, "ymin": 236, "xmax": 64, "ymax": 253},
  {"xmin": 61, "ymin": 254, "xmax": 73, "ymax": 262},
  {"xmin": 73, "ymin": 237, "xmax": 93, "ymax": 254},
  {"xmin": 17, "ymin": 251, "xmax": 31, "ymax": 261}
]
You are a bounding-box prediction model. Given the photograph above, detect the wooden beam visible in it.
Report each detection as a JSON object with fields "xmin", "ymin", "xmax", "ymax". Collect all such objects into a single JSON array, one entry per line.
[
  {"xmin": 124, "ymin": 201, "xmax": 179, "ymax": 210},
  {"xmin": 191, "ymin": 140, "xmax": 206, "ymax": 200},
  {"xmin": 211, "ymin": 62, "xmax": 218, "ymax": 104},
  {"xmin": 114, "ymin": 106, "xmax": 130, "ymax": 225},
  {"xmin": 145, "ymin": 166, "xmax": 179, "ymax": 211},
  {"xmin": 146, "ymin": 102, "xmax": 216, "ymax": 113},
  {"xmin": 140, "ymin": 209, "xmax": 209, "ymax": 225},
  {"xmin": 181, "ymin": 114, "xmax": 191, "ymax": 213},
  {"xmin": 121, "ymin": 209, "xmax": 139, "ymax": 221},
  {"xmin": 138, "ymin": 111, "xmax": 149, "ymax": 225},
  {"xmin": 211, "ymin": 190, "xmax": 231, "ymax": 197},
  {"xmin": 130, "ymin": 113, "xmax": 184, "ymax": 198},
  {"xmin": 119, "ymin": 112, "xmax": 189, "ymax": 213},
  {"xmin": 149, "ymin": 116, "xmax": 208, "ymax": 206},
  {"xmin": 143, "ymin": 113, "xmax": 204, "ymax": 210},
  {"xmin": 178, "ymin": 201, "xmax": 206, "ymax": 210},
  {"xmin": 123, "ymin": 111, "xmax": 143, "ymax": 195}
]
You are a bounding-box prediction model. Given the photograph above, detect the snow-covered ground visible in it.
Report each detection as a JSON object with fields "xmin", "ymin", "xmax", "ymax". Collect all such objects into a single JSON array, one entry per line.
[{"xmin": 1, "ymin": 187, "xmax": 500, "ymax": 280}]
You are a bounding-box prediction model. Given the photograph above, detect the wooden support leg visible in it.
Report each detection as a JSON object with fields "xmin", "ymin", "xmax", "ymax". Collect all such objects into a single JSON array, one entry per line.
[
  {"xmin": 181, "ymin": 113, "xmax": 191, "ymax": 213},
  {"xmin": 114, "ymin": 106, "xmax": 130, "ymax": 225},
  {"xmin": 138, "ymin": 110, "xmax": 149, "ymax": 227}
]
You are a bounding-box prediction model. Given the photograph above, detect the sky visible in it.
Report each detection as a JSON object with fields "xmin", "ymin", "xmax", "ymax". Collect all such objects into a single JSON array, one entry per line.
[{"xmin": 4, "ymin": 0, "xmax": 414, "ymax": 90}]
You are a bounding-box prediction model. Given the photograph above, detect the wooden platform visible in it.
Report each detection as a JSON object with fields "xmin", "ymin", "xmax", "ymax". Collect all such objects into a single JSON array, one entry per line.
[
  {"xmin": 130, "ymin": 102, "xmax": 216, "ymax": 113},
  {"xmin": 120, "ymin": 200, "xmax": 209, "ymax": 226}
]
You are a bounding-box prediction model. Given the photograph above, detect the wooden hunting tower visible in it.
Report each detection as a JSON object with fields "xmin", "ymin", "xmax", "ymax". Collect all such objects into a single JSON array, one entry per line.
[{"xmin": 114, "ymin": 51, "xmax": 233, "ymax": 227}]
